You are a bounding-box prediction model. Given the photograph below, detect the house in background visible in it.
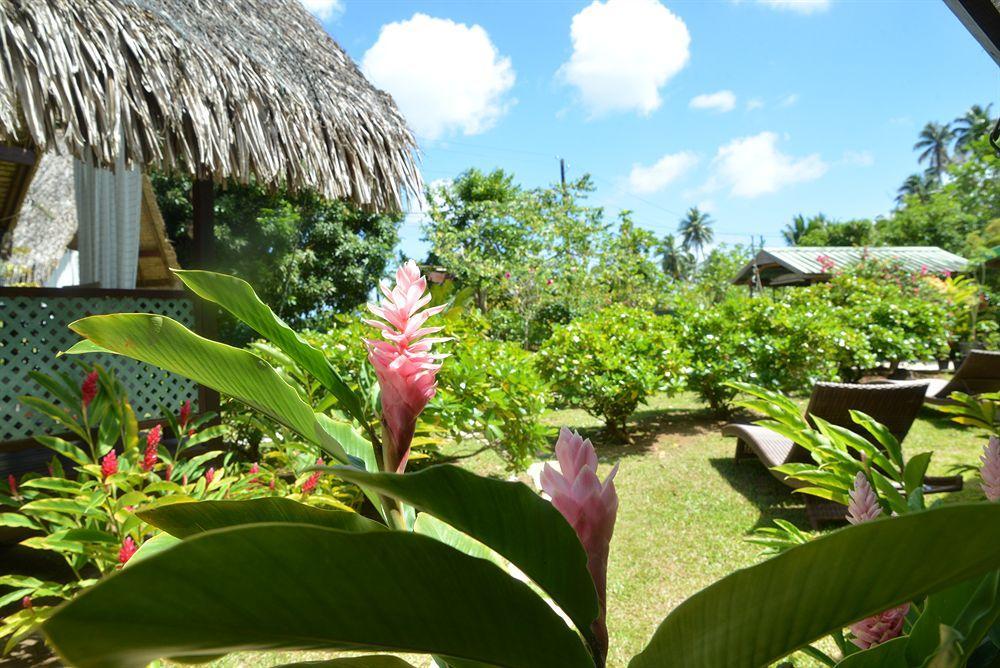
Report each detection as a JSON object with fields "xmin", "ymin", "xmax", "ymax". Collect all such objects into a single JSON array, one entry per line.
[
  {"xmin": 733, "ymin": 246, "xmax": 969, "ymax": 288},
  {"xmin": 0, "ymin": 0, "xmax": 420, "ymax": 472}
]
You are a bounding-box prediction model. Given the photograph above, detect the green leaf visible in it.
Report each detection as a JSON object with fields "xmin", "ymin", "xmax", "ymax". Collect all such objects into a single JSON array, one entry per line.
[
  {"xmin": 139, "ymin": 498, "xmax": 386, "ymax": 538},
  {"xmin": 175, "ymin": 270, "xmax": 368, "ymax": 427},
  {"xmin": 849, "ymin": 410, "xmax": 904, "ymax": 474},
  {"xmin": 414, "ymin": 513, "xmax": 501, "ymax": 566},
  {"xmin": 61, "ymin": 529, "xmax": 118, "ymax": 544},
  {"xmin": 629, "ymin": 504, "xmax": 1000, "ymax": 668},
  {"xmin": 64, "ymin": 314, "xmax": 350, "ymax": 464},
  {"xmin": 275, "ymin": 657, "xmax": 419, "ymax": 668},
  {"xmin": 904, "ymin": 452, "xmax": 933, "ymax": 495},
  {"xmin": 125, "ymin": 532, "xmax": 180, "ymax": 566},
  {"xmin": 42, "ymin": 524, "xmax": 593, "ymax": 668},
  {"xmin": 20, "ymin": 477, "xmax": 84, "ymax": 495},
  {"xmin": 0, "ymin": 513, "xmax": 41, "ymax": 529},
  {"xmin": 835, "ymin": 637, "xmax": 907, "ymax": 667}
]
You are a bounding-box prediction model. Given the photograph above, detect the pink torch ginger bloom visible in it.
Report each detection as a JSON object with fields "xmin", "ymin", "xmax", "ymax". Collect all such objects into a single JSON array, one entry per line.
[
  {"xmin": 845, "ymin": 471, "xmax": 908, "ymax": 648},
  {"xmin": 981, "ymin": 436, "xmax": 1000, "ymax": 502},
  {"xmin": 101, "ymin": 450, "xmax": 118, "ymax": 478},
  {"xmin": 179, "ymin": 399, "xmax": 191, "ymax": 429},
  {"xmin": 204, "ymin": 467, "xmax": 215, "ymax": 486},
  {"xmin": 7, "ymin": 474, "xmax": 17, "ymax": 498},
  {"xmin": 81, "ymin": 370, "xmax": 99, "ymax": 409},
  {"xmin": 540, "ymin": 428, "xmax": 619, "ymax": 664},
  {"xmin": 365, "ymin": 261, "xmax": 446, "ymax": 473},
  {"xmin": 118, "ymin": 537, "xmax": 138, "ymax": 565},
  {"xmin": 142, "ymin": 425, "xmax": 162, "ymax": 472},
  {"xmin": 846, "ymin": 472, "xmax": 882, "ymax": 525}
]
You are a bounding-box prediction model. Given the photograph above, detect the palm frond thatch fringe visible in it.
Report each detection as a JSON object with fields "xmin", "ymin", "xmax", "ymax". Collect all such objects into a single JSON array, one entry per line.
[{"xmin": 0, "ymin": 0, "xmax": 421, "ymax": 212}]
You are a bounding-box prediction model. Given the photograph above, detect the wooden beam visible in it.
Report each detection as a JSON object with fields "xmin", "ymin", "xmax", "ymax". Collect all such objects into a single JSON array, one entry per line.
[
  {"xmin": 0, "ymin": 145, "xmax": 36, "ymax": 166},
  {"xmin": 191, "ymin": 178, "xmax": 220, "ymax": 417}
]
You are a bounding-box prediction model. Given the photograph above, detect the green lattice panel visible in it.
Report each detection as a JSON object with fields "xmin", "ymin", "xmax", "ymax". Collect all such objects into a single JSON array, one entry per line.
[{"xmin": 0, "ymin": 292, "xmax": 199, "ymax": 443}]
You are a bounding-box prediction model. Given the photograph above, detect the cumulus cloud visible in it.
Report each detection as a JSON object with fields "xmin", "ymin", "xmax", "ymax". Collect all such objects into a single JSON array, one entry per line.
[
  {"xmin": 778, "ymin": 93, "xmax": 799, "ymax": 107},
  {"xmin": 627, "ymin": 151, "xmax": 699, "ymax": 194},
  {"xmin": 755, "ymin": 0, "xmax": 830, "ymax": 13},
  {"xmin": 841, "ymin": 150, "xmax": 874, "ymax": 167},
  {"xmin": 300, "ymin": 0, "xmax": 343, "ymax": 20},
  {"xmin": 708, "ymin": 131, "xmax": 827, "ymax": 197},
  {"xmin": 746, "ymin": 98, "xmax": 765, "ymax": 111},
  {"xmin": 559, "ymin": 0, "xmax": 691, "ymax": 117},
  {"xmin": 362, "ymin": 14, "xmax": 515, "ymax": 140},
  {"xmin": 690, "ymin": 91, "xmax": 737, "ymax": 113}
]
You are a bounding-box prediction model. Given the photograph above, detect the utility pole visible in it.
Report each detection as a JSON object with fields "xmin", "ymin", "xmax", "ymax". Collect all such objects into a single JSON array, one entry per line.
[{"xmin": 559, "ymin": 158, "xmax": 566, "ymax": 189}]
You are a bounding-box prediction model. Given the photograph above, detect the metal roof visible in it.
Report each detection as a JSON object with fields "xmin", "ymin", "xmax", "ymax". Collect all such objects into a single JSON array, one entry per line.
[{"xmin": 733, "ymin": 246, "xmax": 969, "ymax": 285}]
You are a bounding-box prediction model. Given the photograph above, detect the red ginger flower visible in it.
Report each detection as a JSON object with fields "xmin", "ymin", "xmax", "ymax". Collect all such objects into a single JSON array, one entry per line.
[
  {"xmin": 118, "ymin": 536, "xmax": 137, "ymax": 564},
  {"xmin": 981, "ymin": 436, "xmax": 1000, "ymax": 502},
  {"xmin": 21, "ymin": 596, "xmax": 32, "ymax": 610},
  {"xmin": 540, "ymin": 428, "xmax": 619, "ymax": 664},
  {"xmin": 81, "ymin": 370, "xmax": 99, "ymax": 409},
  {"xmin": 249, "ymin": 462, "xmax": 260, "ymax": 475},
  {"xmin": 204, "ymin": 467, "xmax": 215, "ymax": 485},
  {"xmin": 7, "ymin": 474, "xmax": 17, "ymax": 498},
  {"xmin": 101, "ymin": 450, "xmax": 118, "ymax": 478},
  {"xmin": 179, "ymin": 399, "xmax": 191, "ymax": 429},
  {"xmin": 845, "ymin": 472, "xmax": 908, "ymax": 648},
  {"xmin": 302, "ymin": 458, "xmax": 324, "ymax": 494},
  {"xmin": 365, "ymin": 260, "xmax": 446, "ymax": 473},
  {"xmin": 142, "ymin": 425, "xmax": 162, "ymax": 472}
]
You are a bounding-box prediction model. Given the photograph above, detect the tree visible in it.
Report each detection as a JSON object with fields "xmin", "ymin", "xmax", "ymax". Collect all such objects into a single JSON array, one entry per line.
[
  {"xmin": 591, "ymin": 213, "xmax": 667, "ymax": 309},
  {"xmin": 678, "ymin": 207, "xmax": 714, "ymax": 263},
  {"xmin": 953, "ymin": 104, "xmax": 994, "ymax": 157},
  {"xmin": 896, "ymin": 173, "xmax": 936, "ymax": 206},
  {"xmin": 782, "ymin": 213, "xmax": 828, "ymax": 245},
  {"xmin": 914, "ymin": 122, "xmax": 954, "ymax": 183},
  {"xmin": 152, "ymin": 174, "xmax": 401, "ymax": 344},
  {"xmin": 797, "ymin": 218, "xmax": 874, "ymax": 246},
  {"xmin": 658, "ymin": 233, "xmax": 694, "ymax": 280}
]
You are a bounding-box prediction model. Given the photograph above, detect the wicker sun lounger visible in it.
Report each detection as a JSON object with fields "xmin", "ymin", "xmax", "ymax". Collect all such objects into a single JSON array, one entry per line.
[
  {"xmin": 722, "ymin": 381, "xmax": 963, "ymax": 528},
  {"xmin": 880, "ymin": 350, "xmax": 1000, "ymax": 405}
]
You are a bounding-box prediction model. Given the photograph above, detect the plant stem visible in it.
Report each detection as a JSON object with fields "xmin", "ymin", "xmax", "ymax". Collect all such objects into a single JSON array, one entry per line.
[{"xmin": 800, "ymin": 644, "xmax": 837, "ymax": 666}]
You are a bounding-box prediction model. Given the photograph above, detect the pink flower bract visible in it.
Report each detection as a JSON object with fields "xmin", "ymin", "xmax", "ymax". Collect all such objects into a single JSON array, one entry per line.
[
  {"xmin": 204, "ymin": 467, "xmax": 215, "ymax": 486},
  {"xmin": 846, "ymin": 472, "xmax": 882, "ymax": 525},
  {"xmin": 7, "ymin": 474, "xmax": 17, "ymax": 498},
  {"xmin": 540, "ymin": 427, "xmax": 619, "ymax": 664},
  {"xmin": 101, "ymin": 450, "xmax": 118, "ymax": 479},
  {"xmin": 179, "ymin": 399, "xmax": 192, "ymax": 429},
  {"xmin": 81, "ymin": 370, "xmax": 99, "ymax": 409},
  {"xmin": 849, "ymin": 604, "xmax": 909, "ymax": 649},
  {"xmin": 142, "ymin": 425, "xmax": 162, "ymax": 472},
  {"xmin": 365, "ymin": 260, "xmax": 446, "ymax": 473},
  {"xmin": 981, "ymin": 436, "xmax": 1000, "ymax": 502},
  {"xmin": 118, "ymin": 536, "xmax": 138, "ymax": 565}
]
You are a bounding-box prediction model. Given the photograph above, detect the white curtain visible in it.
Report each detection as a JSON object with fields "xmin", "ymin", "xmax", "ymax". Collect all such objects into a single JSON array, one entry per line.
[{"xmin": 74, "ymin": 148, "xmax": 142, "ymax": 289}]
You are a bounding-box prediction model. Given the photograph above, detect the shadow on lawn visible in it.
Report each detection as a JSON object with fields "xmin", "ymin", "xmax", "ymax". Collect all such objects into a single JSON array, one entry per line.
[{"xmin": 708, "ymin": 457, "xmax": 810, "ymax": 532}]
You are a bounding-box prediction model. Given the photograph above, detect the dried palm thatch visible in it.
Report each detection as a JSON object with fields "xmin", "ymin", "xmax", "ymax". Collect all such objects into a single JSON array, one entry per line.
[{"xmin": 0, "ymin": 0, "xmax": 422, "ymax": 212}]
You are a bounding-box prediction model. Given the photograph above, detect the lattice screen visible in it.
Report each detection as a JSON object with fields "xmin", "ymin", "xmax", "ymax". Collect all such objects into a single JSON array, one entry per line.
[{"xmin": 0, "ymin": 292, "xmax": 199, "ymax": 443}]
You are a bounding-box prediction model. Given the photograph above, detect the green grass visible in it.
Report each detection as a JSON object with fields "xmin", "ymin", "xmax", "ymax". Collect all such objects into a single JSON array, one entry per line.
[{"xmin": 195, "ymin": 392, "xmax": 989, "ymax": 668}]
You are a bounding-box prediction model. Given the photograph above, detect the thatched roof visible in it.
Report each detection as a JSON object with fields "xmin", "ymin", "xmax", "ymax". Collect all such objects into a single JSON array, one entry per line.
[{"xmin": 0, "ymin": 0, "xmax": 421, "ymax": 211}]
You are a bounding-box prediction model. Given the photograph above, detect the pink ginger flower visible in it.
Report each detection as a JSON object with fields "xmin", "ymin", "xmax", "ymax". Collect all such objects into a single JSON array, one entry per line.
[
  {"xmin": 540, "ymin": 428, "xmax": 619, "ymax": 664},
  {"xmin": 7, "ymin": 474, "xmax": 18, "ymax": 498},
  {"xmin": 302, "ymin": 458, "xmax": 324, "ymax": 494},
  {"xmin": 850, "ymin": 604, "xmax": 909, "ymax": 649},
  {"xmin": 845, "ymin": 472, "xmax": 908, "ymax": 648},
  {"xmin": 101, "ymin": 450, "xmax": 118, "ymax": 478},
  {"xmin": 81, "ymin": 370, "xmax": 99, "ymax": 409},
  {"xmin": 21, "ymin": 596, "xmax": 32, "ymax": 610},
  {"xmin": 249, "ymin": 462, "xmax": 260, "ymax": 475},
  {"xmin": 179, "ymin": 399, "xmax": 192, "ymax": 429},
  {"xmin": 165, "ymin": 463, "xmax": 174, "ymax": 481},
  {"xmin": 816, "ymin": 254, "xmax": 836, "ymax": 273},
  {"xmin": 846, "ymin": 472, "xmax": 882, "ymax": 525},
  {"xmin": 365, "ymin": 261, "xmax": 446, "ymax": 473},
  {"xmin": 204, "ymin": 467, "xmax": 215, "ymax": 486},
  {"xmin": 118, "ymin": 536, "xmax": 138, "ymax": 565},
  {"xmin": 981, "ymin": 436, "xmax": 1000, "ymax": 502},
  {"xmin": 920, "ymin": 264, "xmax": 929, "ymax": 276},
  {"xmin": 142, "ymin": 425, "xmax": 162, "ymax": 472}
]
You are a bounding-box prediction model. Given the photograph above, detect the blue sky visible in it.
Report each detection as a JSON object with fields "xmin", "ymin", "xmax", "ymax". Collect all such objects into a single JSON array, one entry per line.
[{"xmin": 306, "ymin": 0, "xmax": 999, "ymax": 258}]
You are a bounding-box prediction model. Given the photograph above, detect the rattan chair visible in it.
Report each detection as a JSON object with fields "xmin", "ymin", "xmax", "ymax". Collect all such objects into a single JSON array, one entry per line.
[
  {"xmin": 722, "ymin": 381, "xmax": 963, "ymax": 528},
  {"xmin": 882, "ymin": 350, "xmax": 1000, "ymax": 405}
]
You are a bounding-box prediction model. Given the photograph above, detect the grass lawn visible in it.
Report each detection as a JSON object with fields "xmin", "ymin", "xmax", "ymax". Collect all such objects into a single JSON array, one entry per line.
[{"xmin": 191, "ymin": 392, "xmax": 989, "ymax": 668}]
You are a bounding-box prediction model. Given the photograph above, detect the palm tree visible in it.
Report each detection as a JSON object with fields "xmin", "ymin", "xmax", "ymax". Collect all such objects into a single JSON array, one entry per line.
[
  {"xmin": 896, "ymin": 172, "xmax": 935, "ymax": 206},
  {"xmin": 678, "ymin": 207, "xmax": 714, "ymax": 263},
  {"xmin": 914, "ymin": 122, "xmax": 954, "ymax": 183},
  {"xmin": 659, "ymin": 234, "xmax": 694, "ymax": 280},
  {"xmin": 953, "ymin": 104, "xmax": 994, "ymax": 156},
  {"xmin": 782, "ymin": 214, "xmax": 808, "ymax": 245}
]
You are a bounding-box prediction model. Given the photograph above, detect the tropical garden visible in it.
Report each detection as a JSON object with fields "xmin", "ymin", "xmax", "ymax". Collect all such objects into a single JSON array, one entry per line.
[{"xmin": 1, "ymin": 104, "xmax": 1000, "ymax": 667}]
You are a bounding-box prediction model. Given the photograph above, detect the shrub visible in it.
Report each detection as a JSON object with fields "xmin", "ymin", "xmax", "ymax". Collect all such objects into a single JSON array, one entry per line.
[
  {"xmin": 537, "ymin": 307, "xmax": 685, "ymax": 436},
  {"xmin": 433, "ymin": 335, "xmax": 552, "ymax": 471}
]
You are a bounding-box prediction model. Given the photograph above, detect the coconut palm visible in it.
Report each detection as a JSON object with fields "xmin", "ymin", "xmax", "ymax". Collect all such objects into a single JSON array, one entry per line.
[
  {"xmin": 782, "ymin": 213, "xmax": 828, "ymax": 246},
  {"xmin": 914, "ymin": 122, "xmax": 954, "ymax": 183},
  {"xmin": 896, "ymin": 172, "xmax": 936, "ymax": 206},
  {"xmin": 953, "ymin": 104, "xmax": 994, "ymax": 156},
  {"xmin": 659, "ymin": 234, "xmax": 694, "ymax": 280},
  {"xmin": 678, "ymin": 207, "xmax": 714, "ymax": 263}
]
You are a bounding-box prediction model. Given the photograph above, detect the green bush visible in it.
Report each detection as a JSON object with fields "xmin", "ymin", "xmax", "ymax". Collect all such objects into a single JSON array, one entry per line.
[
  {"xmin": 433, "ymin": 335, "xmax": 552, "ymax": 471},
  {"xmin": 537, "ymin": 307, "xmax": 686, "ymax": 436}
]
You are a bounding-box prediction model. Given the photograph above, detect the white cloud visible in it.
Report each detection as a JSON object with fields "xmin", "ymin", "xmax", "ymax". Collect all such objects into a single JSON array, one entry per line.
[
  {"xmin": 559, "ymin": 0, "xmax": 691, "ymax": 117},
  {"xmin": 746, "ymin": 97, "xmax": 765, "ymax": 111},
  {"xmin": 362, "ymin": 14, "xmax": 515, "ymax": 140},
  {"xmin": 708, "ymin": 131, "xmax": 827, "ymax": 198},
  {"xmin": 627, "ymin": 151, "xmax": 699, "ymax": 194},
  {"xmin": 755, "ymin": 0, "xmax": 830, "ymax": 13},
  {"xmin": 841, "ymin": 150, "xmax": 874, "ymax": 167},
  {"xmin": 300, "ymin": 0, "xmax": 343, "ymax": 20},
  {"xmin": 778, "ymin": 93, "xmax": 799, "ymax": 107},
  {"xmin": 690, "ymin": 91, "xmax": 736, "ymax": 113}
]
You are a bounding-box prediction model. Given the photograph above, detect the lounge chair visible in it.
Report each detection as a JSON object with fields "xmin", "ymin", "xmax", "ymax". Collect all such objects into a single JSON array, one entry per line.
[
  {"xmin": 880, "ymin": 349, "xmax": 1000, "ymax": 405},
  {"xmin": 722, "ymin": 381, "xmax": 963, "ymax": 528}
]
